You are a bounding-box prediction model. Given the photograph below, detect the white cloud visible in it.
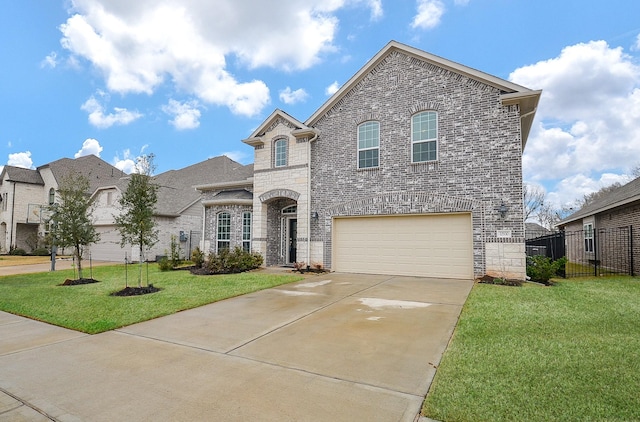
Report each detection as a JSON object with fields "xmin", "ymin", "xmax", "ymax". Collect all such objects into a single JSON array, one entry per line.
[
  {"xmin": 512, "ymin": 40, "xmax": 640, "ymax": 207},
  {"xmin": 81, "ymin": 94, "xmax": 142, "ymax": 129},
  {"xmin": 58, "ymin": 1, "xmax": 380, "ymax": 117},
  {"xmin": 8, "ymin": 151, "xmax": 34, "ymax": 169},
  {"xmin": 634, "ymin": 33, "xmax": 640, "ymax": 51},
  {"xmin": 162, "ymin": 99, "xmax": 201, "ymax": 130},
  {"xmin": 74, "ymin": 138, "xmax": 103, "ymax": 158},
  {"xmin": 412, "ymin": 0, "xmax": 445, "ymax": 30},
  {"xmin": 325, "ymin": 81, "xmax": 340, "ymax": 96},
  {"xmin": 221, "ymin": 150, "xmax": 251, "ymax": 164},
  {"xmin": 279, "ymin": 87, "xmax": 309, "ymax": 105},
  {"xmin": 113, "ymin": 149, "xmax": 136, "ymax": 174},
  {"xmin": 41, "ymin": 52, "xmax": 58, "ymax": 68}
]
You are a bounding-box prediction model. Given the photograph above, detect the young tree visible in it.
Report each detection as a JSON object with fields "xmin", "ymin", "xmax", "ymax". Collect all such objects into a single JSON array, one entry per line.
[
  {"xmin": 115, "ymin": 154, "xmax": 159, "ymax": 287},
  {"xmin": 48, "ymin": 172, "xmax": 100, "ymax": 280},
  {"xmin": 523, "ymin": 183, "xmax": 546, "ymax": 222}
]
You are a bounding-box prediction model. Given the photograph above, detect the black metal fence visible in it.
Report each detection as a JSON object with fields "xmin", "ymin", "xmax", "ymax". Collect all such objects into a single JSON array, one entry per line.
[{"xmin": 526, "ymin": 226, "xmax": 634, "ymax": 277}]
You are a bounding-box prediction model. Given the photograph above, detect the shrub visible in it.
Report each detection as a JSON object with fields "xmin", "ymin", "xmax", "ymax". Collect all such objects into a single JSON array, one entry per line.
[
  {"xmin": 169, "ymin": 235, "xmax": 182, "ymax": 269},
  {"xmin": 527, "ymin": 256, "xmax": 567, "ymax": 284},
  {"xmin": 9, "ymin": 247, "xmax": 27, "ymax": 256},
  {"xmin": 293, "ymin": 261, "xmax": 307, "ymax": 273},
  {"xmin": 31, "ymin": 248, "xmax": 50, "ymax": 256},
  {"xmin": 191, "ymin": 247, "xmax": 205, "ymax": 268},
  {"xmin": 204, "ymin": 247, "xmax": 263, "ymax": 274},
  {"xmin": 157, "ymin": 256, "xmax": 172, "ymax": 272}
]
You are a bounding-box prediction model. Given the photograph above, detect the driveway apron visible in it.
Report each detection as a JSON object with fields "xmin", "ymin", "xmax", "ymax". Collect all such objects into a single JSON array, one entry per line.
[{"xmin": 0, "ymin": 273, "xmax": 472, "ymax": 422}]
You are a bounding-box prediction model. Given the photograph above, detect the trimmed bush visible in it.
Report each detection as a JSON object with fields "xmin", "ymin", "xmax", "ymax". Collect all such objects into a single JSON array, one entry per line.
[
  {"xmin": 527, "ymin": 256, "xmax": 567, "ymax": 284},
  {"xmin": 191, "ymin": 247, "xmax": 205, "ymax": 268},
  {"xmin": 157, "ymin": 256, "xmax": 172, "ymax": 272},
  {"xmin": 204, "ymin": 247, "xmax": 263, "ymax": 274},
  {"xmin": 31, "ymin": 248, "xmax": 50, "ymax": 256},
  {"xmin": 9, "ymin": 248, "xmax": 27, "ymax": 256}
]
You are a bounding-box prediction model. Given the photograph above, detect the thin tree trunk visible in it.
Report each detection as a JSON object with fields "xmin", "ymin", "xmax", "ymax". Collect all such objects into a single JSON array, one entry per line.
[{"xmin": 76, "ymin": 245, "xmax": 83, "ymax": 280}]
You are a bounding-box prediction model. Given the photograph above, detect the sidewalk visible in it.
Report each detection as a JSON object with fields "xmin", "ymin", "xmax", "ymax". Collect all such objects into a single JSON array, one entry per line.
[{"xmin": 0, "ymin": 259, "xmax": 119, "ymax": 276}]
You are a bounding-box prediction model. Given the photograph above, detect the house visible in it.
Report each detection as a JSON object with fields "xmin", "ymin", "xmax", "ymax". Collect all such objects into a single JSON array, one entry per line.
[
  {"xmin": 0, "ymin": 155, "xmax": 125, "ymax": 253},
  {"xmin": 198, "ymin": 41, "xmax": 541, "ymax": 280},
  {"xmin": 91, "ymin": 155, "xmax": 253, "ymax": 261},
  {"xmin": 558, "ymin": 176, "xmax": 640, "ymax": 276}
]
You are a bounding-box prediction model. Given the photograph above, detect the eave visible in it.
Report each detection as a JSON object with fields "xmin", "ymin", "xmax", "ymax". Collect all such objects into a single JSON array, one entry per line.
[{"xmin": 194, "ymin": 178, "xmax": 253, "ymax": 192}]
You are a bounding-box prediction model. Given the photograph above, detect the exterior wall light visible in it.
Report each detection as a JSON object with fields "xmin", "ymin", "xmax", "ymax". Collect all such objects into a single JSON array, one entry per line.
[
  {"xmin": 497, "ymin": 202, "xmax": 509, "ymax": 219},
  {"xmin": 311, "ymin": 211, "xmax": 319, "ymax": 219}
]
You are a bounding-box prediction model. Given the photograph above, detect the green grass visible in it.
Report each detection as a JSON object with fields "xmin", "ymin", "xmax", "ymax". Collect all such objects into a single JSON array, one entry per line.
[
  {"xmin": 422, "ymin": 277, "xmax": 640, "ymax": 422},
  {"xmin": 0, "ymin": 264, "xmax": 302, "ymax": 334}
]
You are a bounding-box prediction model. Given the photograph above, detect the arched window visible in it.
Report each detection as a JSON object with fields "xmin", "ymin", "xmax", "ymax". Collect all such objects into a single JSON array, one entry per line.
[
  {"xmin": 48, "ymin": 188, "xmax": 55, "ymax": 205},
  {"xmin": 217, "ymin": 212, "xmax": 231, "ymax": 251},
  {"xmin": 411, "ymin": 111, "xmax": 438, "ymax": 163},
  {"xmin": 357, "ymin": 121, "xmax": 379, "ymax": 169},
  {"xmin": 282, "ymin": 205, "xmax": 297, "ymax": 215},
  {"xmin": 274, "ymin": 138, "xmax": 288, "ymax": 167}
]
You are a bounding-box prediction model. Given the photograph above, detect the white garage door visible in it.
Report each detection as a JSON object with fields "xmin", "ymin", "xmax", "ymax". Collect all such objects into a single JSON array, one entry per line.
[
  {"xmin": 332, "ymin": 213, "xmax": 473, "ymax": 279},
  {"xmin": 89, "ymin": 226, "xmax": 130, "ymax": 262}
]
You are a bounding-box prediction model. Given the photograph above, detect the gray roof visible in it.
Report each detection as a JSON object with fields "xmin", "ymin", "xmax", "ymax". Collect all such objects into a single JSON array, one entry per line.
[
  {"xmin": 560, "ymin": 176, "xmax": 640, "ymax": 225},
  {"xmin": 1, "ymin": 166, "xmax": 44, "ymax": 185},
  {"xmin": 39, "ymin": 155, "xmax": 126, "ymax": 193},
  {"xmin": 151, "ymin": 155, "xmax": 253, "ymax": 216}
]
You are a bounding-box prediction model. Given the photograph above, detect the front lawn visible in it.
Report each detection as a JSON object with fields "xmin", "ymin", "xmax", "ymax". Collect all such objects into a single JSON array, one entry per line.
[
  {"xmin": 0, "ymin": 264, "xmax": 302, "ymax": 334},
  {"xmin": 423, "ymin": 277, "xmax": 640, "ymax": 421}
]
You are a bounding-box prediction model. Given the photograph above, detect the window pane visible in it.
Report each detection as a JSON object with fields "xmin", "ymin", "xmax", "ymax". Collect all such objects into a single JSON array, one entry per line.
[
  {"xmin": 275, "ymin": 139, "xmax": 287, "ymax": 167},
  {"xmin": 412, "ymin": 111, "xmax": 437, "ymax": 162},
  {"xmin": 359, "ymin": 149, "xmax": 379, "ymax": 169},
  {"xmin": 358, "ymin": 121, "xmax": 380, "ymax": 168},
  {"xmin": 412, "ymin": 140, "xmax": 437, "ymax": 162},
  {"xmin": 242, "ymin": 211, "xmax": 251, "ymax": 253},
  {"xmin": 217, "ymin": 213, "xmax": 230, "ymax": 241}
]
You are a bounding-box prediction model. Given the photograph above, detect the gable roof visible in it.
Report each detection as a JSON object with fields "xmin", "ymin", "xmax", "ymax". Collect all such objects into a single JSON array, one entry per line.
[
  {"xmin": 0, "ymin": 166, "xmax": 44, "ymax": 185},
  {"xmin": 242, "ymin": 109, "xmax": 318, "ymax": 147},
  {"xmin": 305, "ymin": 40, "xmax": 541, "ymax": 148},
  {"xmin": 559, "ymin": 177, "xmax": 640, "ymax": 225},
  {"xmin": 38, "ymin": 155, "xmax": 126, "ymax": 192}
]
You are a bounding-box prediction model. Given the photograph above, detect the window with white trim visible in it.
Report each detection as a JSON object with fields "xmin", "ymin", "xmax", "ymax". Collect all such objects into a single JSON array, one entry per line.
[
  {"xmin": 584, "ymin": 223, "xmax": 594, "ymax": 253},
  {"xmin": 412, "ymin": 111, "xmax": 437, "ymax": 163},
  {"xmin": 274, "ymin": 138, "xmax": 288, "ymax": 167},
  {"xmin": 358, "ymin": 121, "xmax": 379, "ymax": 169},
  {"xmin": 242, "ymin": 212, "xmax": 252, "ymax": 252},
  {"xmin": 217, "ymin": 212, "xmax": 231, "ymax": 252}
]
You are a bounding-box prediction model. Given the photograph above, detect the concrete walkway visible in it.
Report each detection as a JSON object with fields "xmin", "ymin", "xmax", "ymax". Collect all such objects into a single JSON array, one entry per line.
[{"xmin": 0, "ymin": 272, "xmax": 473, "ymax": 421}]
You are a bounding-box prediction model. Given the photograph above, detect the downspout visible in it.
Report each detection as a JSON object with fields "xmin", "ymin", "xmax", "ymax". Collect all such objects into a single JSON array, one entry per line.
[
  {"xmin": 201, "ymin": 199, "xmax": 206, "ymax": 251},
  {"xmin": 307, "ymin": 130, "xmax": 319, "ymax": 265}
]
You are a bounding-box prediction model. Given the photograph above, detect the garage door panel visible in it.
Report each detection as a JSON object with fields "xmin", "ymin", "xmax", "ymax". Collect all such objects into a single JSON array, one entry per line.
[{"xmin": 333, "ymin": 214, "xmax": 473, "ymax": 279}]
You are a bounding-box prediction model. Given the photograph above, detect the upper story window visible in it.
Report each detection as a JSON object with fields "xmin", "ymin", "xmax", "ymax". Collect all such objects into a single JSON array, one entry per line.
[
  {"xmin": 48, "ymin": 188, "xmax": 55, "ymax": 205},
  {"xmin": 412, "ymin": 111, "xmax": 438, "ymax": 163},
  {"xmin": 358, "ymin": 121, "xmax": 379, "ymax": 169},
  {"xmin": 274, "ymin": 138, "xmax": 288, "ymax": 167}
]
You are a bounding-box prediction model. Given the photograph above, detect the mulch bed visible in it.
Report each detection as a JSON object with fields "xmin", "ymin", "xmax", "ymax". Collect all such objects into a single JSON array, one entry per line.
[
  {"xmin": 110, "ymin": 284, "xmax": 161, "ymax": 296},
  {"xmin": 59, "ymin": 278, "xmax": 100, "ymax": 286},
  {"xmin": 477, "ymin": 274, "xmax": 522, "ymax": 287}
]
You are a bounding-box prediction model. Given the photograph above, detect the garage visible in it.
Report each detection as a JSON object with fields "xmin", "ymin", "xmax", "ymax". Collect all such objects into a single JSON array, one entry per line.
[
  {"xmin": 332, "ymin": 213, "xmax": 473, "ymax": 279},
  {"xmin": 89, "ymin": 226, "xmax": 131, "ymax": 262}
]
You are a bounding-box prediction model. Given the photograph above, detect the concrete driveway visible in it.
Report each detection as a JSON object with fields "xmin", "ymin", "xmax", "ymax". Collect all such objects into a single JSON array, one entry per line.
[{"xmin": 0, "ymin": 272, "xmax": 472, "ymax": 422}]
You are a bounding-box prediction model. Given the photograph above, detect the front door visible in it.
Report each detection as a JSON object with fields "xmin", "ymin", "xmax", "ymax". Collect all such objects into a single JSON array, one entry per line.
[{"xmin": 288, "ymin": 218, "xmax": 297, "ymax": 263}]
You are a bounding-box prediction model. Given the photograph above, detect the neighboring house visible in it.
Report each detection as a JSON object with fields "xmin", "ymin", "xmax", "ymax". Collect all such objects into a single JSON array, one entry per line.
[
  {"xmin": 525, "ymin": 222, "xmax": 552, "ymax": 240},
  {"xmin": 199, "ymin": 41, "xmax": 541, "ymax": 280},
  {"xmin": 558, "ymin": 176, "xmax": 640, "ymax": 276},
  {"xmin": 0, "ymin": 155, "xmax": 125, "ymax": 253},
  {"xmin": 91, "ymin": 155, "xmax": 253, "ymax": 261}
]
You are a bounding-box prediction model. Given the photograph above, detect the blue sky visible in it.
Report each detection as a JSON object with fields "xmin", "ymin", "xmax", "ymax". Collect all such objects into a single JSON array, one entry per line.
[{"xmin": 2, "ymin": 0, "xmax": 640, "ymax": 213}]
